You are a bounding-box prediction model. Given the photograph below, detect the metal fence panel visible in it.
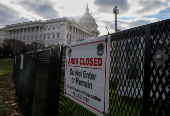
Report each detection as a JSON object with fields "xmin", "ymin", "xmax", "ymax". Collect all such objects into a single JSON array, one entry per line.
[
  {"xmin": 109, "ymin": 27, "xmax": 145, "ymax": 116},
  {"xmin": 149, "ymin": 20, "xmax": 170, "ymax": 116},
  {"xmin": 46, "ymin": 47, "xmax": 62, "ymax": 116},
  {"xmin": 17, "ymin": 55, "xmax": 25, "ymax": 108},
  {"xmin": 31, "ymin": 49, "xmax": 50, "ymax": 116},
  {"xmin": 13, "ymin": 55, "xmax": 21, "ymax": 94},
  {"xmin": 20, "ymin": 52, "xmax": 37, "ymax": 116}
]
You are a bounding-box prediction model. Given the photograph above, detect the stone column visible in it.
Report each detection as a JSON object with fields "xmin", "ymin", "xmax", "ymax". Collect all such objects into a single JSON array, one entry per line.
[
  {"xmin": 19, "ymin": 29, "xmax": 20, "ymax": 40},
  {"xmin": 76, "ymin": 28, "xmax": 78, "ymax": 41},
  {"xmin": 75, "ymin": 27, "xmax": 76, "ymax": 41},
  {"xmin": 39, "ymin": 26, "xmax": 40, "ymax": 40},
  {"xmin": 71, "ymin": 26, "xmax": 74, "ymax": 42},
  {"xmin": 78, "ymin": 29, "xmax": 79, "ymax": 41},
  {"xmin": 14, "ymin": 30, "xmax": 15, "ymax": 39},
  {"xmin": 79, "ymin": 29, "xmax": 80, "ymax": 40},
  {"xmin": 34, "ymin": 27, "xmax": 36, "ymax": 40},
  {"xmin": 84, "ymin": 32, "xmax": 85, "ymax": 39},
  {"xmin": 81, "ymin": 30, "xmax": 82, "ymax": 40},
  {"xmin": 80, "ymin": 29, "xmax": 81, "ymax": 40},
  {"xmin": 12, "ymin": 30, "xmax": 13, "ymax": 38},
  {"xmin": 77, "ymin": 28, "xmax": 78, "ymax": 41},
  {"xmin": 77, "ymin": 29, "xmax": 79, "ymax": 41},
  {"xmin": 82, "ymin": 31, "xmax": 84, "ymax": 40},
  {"xmin": 76, "ymin": 28, "xmax": 77, "ymax": 41},
  {"xmin": 22, "ymin": 28, "xmax": 24, "ymax": 41}
]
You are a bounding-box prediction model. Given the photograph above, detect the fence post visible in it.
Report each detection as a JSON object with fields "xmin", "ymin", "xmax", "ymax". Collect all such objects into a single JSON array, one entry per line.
[
  {"xmin": 56, "ymin": 46, "xmax": 63, "ymax": 116},
  {"xmin": 46, "ymin": 47, "xmax": 62, "ymax": 116},
  {"xmin": 27, "ymin": 52, "xmax": 38, "ymax": 115},
  {"xmin": 143, "ymin": 24, "xmax": 151, "ymax": 116}
]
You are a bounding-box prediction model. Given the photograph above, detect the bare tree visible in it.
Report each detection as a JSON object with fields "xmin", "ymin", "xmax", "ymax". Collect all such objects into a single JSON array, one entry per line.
[{"xmin": 3, "ymin": 39, "xmax": 25, "ymax": 55}]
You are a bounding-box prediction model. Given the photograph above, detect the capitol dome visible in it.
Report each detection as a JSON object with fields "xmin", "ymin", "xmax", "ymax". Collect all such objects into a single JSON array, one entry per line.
[
  {"xmin": 79, "ymin": 4, "xmax": 100, "ymax": 37},
  {"xmin": 79, "ymin": 9, "xmax": 96, "ymax": 23}
]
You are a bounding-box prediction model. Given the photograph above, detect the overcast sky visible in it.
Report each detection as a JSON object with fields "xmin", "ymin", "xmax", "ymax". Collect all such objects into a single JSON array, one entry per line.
[{"xmin": 0, "ymin": 0, "xmax": 170, "ymax": 36}]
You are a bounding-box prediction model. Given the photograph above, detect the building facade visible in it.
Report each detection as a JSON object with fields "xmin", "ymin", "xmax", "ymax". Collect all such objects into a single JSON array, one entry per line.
[{"xmin": 0, "ymin": 5, "xmax": 99, "ymax": 47}]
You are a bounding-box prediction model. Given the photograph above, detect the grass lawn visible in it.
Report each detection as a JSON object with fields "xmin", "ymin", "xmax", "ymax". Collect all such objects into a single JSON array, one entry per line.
[
  {"xmin": 0, "ymin": 58, "xmax": 14, "ymax": 75},
  {"xmin": 0, "ymin": 58, "xmax": 21, "ymax": 116}
]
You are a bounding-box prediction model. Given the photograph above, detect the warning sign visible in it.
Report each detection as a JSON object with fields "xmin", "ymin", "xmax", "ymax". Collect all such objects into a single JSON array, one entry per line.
[{"xmin": 65, "ymin": 35, "xmax": 110, "ymax": 116}]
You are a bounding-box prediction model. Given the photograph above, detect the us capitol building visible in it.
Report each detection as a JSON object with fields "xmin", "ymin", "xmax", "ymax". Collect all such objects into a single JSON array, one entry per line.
[{"xmin": 0, "ymin": 4, "xmax": 99, "ymax": 47}]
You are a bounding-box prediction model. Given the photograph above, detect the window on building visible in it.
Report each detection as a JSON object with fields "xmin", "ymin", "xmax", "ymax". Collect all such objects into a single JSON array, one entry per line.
[
  {"xmin": 48, "ymin": 28, "xmax": 50, "ymax": 30},
  {"xmin": 58, "ymin": 26, "xmax": 60, "ymax": 29},
  {"xmin": 53, "ymin": 33, "xmax": 55, "ymax": 39},
  {"xmin": 44, "ymin": 28, "xmax": 46, "ymax": 31},
  {"xmin": 44, "ymin": 34, "xmax": 46, "ymax": 40},
  {"xmin": 48, "ymin": 33, "xmax": 50, "ymax": 39},
  {"xmin": 53, "ymin": 27, "xmax": 55, "ymax": 29},
  {"xmin": 57, "ymin": 33, "xmax": 59, "ymax": 38},
  {"xmin": 67, "ymin": 34, "xmax": 69, "ymax": 39}
]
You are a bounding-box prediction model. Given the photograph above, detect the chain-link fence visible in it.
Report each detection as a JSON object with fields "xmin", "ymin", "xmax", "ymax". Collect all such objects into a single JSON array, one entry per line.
[{"xmin": 13, "ymin": 19, "xmax": 170, "ymax": 116}]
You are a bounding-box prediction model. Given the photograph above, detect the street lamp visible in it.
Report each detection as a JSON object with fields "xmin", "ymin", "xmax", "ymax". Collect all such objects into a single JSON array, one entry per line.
[{"xmin": 113, "ymin": 6, "xmax": 119, "ymax": 33}]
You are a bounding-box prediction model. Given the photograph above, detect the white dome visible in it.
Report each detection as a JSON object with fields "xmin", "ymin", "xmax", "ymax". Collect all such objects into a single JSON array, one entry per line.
[
  {"xmin": 79, "ymin": 4, "xmax": 100, "ymax": 37},
  {"xmin": 79, "ymin": 4, "xmax": 96, "ymax": 24},
  {"xmin": 79, "ymin": 13, "xmax": 96, "ymax": 23}
]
